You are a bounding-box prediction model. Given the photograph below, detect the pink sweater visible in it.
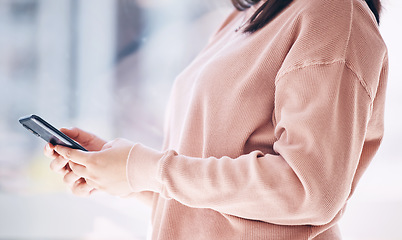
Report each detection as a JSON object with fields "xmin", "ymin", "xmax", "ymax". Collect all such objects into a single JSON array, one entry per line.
[{"xmin": 126, "ymin": 0, "xmax": 388, "ymax": 239}]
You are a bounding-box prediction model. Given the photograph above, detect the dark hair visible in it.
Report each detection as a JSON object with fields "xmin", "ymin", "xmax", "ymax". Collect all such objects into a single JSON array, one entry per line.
[{"xmin": 232, "ymin": 0, "xmax": 382, "ymax": 33}]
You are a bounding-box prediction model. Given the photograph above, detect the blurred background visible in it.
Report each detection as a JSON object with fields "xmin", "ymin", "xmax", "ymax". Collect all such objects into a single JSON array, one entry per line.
[{"xmin": 0, "ymin": 0, "xmax": 400, "ymax": 239}]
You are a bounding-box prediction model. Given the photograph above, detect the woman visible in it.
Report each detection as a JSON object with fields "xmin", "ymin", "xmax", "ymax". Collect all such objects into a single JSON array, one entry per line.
[{"xmin": 45, "ymin": 0, "xmax": 388, "ymax": 239}]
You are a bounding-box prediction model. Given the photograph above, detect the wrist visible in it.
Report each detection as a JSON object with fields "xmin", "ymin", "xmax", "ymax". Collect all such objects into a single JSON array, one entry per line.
[{"xmin": 126, "ymin": 143, "xmax": 165, "ymax": 193}]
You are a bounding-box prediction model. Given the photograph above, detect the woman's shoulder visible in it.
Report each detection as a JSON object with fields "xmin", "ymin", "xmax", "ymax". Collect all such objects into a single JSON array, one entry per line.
[
  {"xmin": 296, "ymin": 0, "xmax": 358, "ymax": 17},
  {"xmin": 276, "ymin": 0, "xmax": 387, "ymax": 81},
  {"xmin": 292, "ymin": 0, "xmax": 380, "ymax": 36}
]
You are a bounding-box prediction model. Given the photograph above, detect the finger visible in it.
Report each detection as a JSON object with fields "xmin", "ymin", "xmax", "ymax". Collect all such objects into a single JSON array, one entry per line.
[
  {"xmin": 63, "ymin": 170, "xmax": 81, "ymax": 186},
  {"xmin": 89, "ymin": 188, "xmax": 99, "ymax": 195},
  {"xmin": 50, "ymin": 156, "xmax": 70, "ymax": 174},
  {"xmin": 60, "ymin": 127, "xmax": 87, "ymax": 142},
  {"xmin": 71, "ymin": 178, "xmax": 93, "ymax": 197},
  {"xmin": 44, "ymin": 143, "xmax": 58, "ymax": 159},
  {"xmin": 60, "ymin": 127, "xmax": 106, "ymax": 150},
  {"xmin": 68, "ymin": 161, "xmax": 89, "ymax": 178},
  {"xmin": 54, "ymin": 145, "xmax": 89, "ymax": 165},
  {"xmin": 85, "ymin": 178, "xmax": 100, "ymax": 189},
  {"xmin": 102, "ymin": 140, "xmax": 114, "ymax": 150},
  {"xmin": 59, "ymin": 162, "xmax": 72, "ymax": 175}
]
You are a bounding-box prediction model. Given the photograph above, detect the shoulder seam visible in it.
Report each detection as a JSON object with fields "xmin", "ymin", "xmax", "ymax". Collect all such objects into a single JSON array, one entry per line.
[
  {"xmin": 274, "ymin": 59, "xmax": 373, "ymax": 101},
  {"xmin": 345, "ymin": 61, "xmax": 373, "ymax": 101}
]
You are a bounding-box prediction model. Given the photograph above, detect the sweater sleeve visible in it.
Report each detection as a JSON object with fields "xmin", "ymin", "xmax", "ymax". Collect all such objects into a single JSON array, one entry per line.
[{"xmin": 126, "ymin": 61, "xmax": 379, "ymax": 226}]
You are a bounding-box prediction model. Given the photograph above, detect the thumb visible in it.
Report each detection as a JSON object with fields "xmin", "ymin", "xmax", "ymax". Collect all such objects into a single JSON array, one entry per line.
[
  {"xmin": 60, "ymin": 127, "xmax": 80, "ymax": 139},
  {"xmin": 60, "ymin": 127, "xmax": 95, "ymax": 145}
]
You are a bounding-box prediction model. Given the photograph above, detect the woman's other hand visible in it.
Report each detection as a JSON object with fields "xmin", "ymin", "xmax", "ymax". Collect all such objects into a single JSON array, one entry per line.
[{"xmin": 53, "ymin": 138, "xmax": 134, "ymax": 197}]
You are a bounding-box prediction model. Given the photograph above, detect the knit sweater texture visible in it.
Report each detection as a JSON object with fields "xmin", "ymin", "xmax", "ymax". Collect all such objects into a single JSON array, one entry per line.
[{"xmin": 126, "ymin": 0, "xmax": 388, "ymax": 239}]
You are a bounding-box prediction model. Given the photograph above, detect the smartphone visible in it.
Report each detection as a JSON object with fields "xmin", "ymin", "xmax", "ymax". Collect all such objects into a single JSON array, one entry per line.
[{"xmin": 19, "ymin": 114, "xmax": 87, "ymax": 151}]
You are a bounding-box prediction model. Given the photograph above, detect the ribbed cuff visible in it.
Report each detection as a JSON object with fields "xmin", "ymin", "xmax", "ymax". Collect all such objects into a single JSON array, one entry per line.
[{"xmin": 126, "ymin": 143, "xmax": 165, "ymax": 193}]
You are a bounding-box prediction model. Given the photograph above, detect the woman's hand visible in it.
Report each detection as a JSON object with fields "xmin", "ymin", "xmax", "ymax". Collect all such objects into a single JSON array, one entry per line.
[
  {"xmin": 44, "ymin": 127, "xmax": 107, "ymax": 196},
  {"xmin": 53, "ymin": 138, "xmax": 135, "ymax": 197}
]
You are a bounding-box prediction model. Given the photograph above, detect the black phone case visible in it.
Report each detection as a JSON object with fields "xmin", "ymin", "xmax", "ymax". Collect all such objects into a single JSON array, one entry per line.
[{"xmin": 19, "ymin": 114, "xmax": 87, "ymax": 151}]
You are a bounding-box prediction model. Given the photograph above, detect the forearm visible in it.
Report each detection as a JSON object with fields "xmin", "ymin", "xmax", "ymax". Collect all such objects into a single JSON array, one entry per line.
[{"xmin": 126, "ymin": 141, "xmax": 361, "ymax": 226}]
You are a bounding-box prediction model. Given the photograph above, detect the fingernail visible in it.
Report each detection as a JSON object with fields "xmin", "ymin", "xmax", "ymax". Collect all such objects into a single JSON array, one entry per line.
[{"xmin": 54, "ymin": 145, "xmax": 60, "ymax": 151}]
